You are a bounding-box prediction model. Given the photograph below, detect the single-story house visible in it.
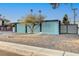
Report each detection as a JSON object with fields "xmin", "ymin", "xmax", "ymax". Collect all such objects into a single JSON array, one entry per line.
[
  {"xmin": 12, "ymin": 20, "xmax": 78, "ymax": 35},
  {"xmin": 12, "ymin": 20, "xmax": 60, "ymax": 35}
]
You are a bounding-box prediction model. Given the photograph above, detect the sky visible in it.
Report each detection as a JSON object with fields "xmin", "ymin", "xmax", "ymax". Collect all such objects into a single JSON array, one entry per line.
[{"xmin": 0, "ymin": 3, "xmax": 79, "ymax": 22}]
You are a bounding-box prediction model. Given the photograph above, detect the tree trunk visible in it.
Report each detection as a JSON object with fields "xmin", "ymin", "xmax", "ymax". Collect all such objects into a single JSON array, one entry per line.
[
  {"xmin": 28, "ymin": 24, "xmax": 35, "ymax": 34},
  {"xmin": 28, "ymin": 25, "xmax": 35, "ymax": 34}
]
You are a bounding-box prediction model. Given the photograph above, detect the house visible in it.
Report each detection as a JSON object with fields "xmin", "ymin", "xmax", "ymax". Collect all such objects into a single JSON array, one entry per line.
[
  {"xmin": 12, "ymin": 20, "xmax": 60, "ymax": 35},
  {"xmin": 12, "ymin": 20, "xmax": 78, "ymax": 35},
  {"xmin": 0, "ymin": 17, "xmax": 12, "ymax": 31}
]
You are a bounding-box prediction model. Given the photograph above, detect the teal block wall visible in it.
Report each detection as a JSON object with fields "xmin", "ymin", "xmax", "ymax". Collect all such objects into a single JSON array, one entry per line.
[
  {"xmin": 16, "ymin": 23, "xmax": 26, "ymax": 33},
  {"xmin": 42, "ymin": 21, "xmax": 59, "ymax": 35}
]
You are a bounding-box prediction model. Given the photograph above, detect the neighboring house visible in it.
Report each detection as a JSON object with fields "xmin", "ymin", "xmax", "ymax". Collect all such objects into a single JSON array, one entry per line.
[
  {"xmin": 0, "ymin": 18, "xmax": 4, "ymax": 25},
  {"xmin": 0, "ymin": 17, "xmax": 12, "ymax": 31}
]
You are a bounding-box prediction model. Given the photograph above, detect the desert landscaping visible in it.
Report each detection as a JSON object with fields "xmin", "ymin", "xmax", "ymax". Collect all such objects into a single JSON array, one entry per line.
[{"xmin": 0, "ymin": 32, "xmax": 79, "ymax": 55}]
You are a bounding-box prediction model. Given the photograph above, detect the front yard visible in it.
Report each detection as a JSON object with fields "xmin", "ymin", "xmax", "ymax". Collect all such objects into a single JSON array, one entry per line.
[{"xmin": 0, "ymin": 33, "xmax": 79, "ymax": 54}]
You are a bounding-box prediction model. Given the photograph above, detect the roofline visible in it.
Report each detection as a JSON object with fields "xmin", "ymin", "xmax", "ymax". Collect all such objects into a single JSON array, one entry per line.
[
  {"xmin": 44, "ymin": 20, "xmax": 60, "ymax": 22},
  {"xmin": 10, "ymin": 22, "xmax": 20, "ymax": 24},
  {"xmin": 11, "ymin": 20, "xmax": 60, "ymax": 24}
]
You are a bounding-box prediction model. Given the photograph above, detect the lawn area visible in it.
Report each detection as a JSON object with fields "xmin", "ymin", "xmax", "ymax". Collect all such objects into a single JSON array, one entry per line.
[{"xmin": 0, "ymin": 33, "xmax": 79, "ymax": 54}]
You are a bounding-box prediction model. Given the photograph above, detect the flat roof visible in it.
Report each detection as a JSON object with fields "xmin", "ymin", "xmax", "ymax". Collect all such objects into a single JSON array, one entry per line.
[
  {"xmin": 44, "ymin": 20, "xmax": 60, "ymax": 22},
  {"xmin": 11, "ymin": 20, "xmax": 60, "ymax": 24}
]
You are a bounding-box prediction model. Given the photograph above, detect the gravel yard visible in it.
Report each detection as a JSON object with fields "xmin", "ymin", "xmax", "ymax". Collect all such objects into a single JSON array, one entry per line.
[{"xmin": 0, "ymin": 33, "xmax": 79, "ymax": 54}]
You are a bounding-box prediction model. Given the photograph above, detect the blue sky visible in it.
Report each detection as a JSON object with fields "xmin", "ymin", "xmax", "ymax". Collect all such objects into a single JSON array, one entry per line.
[{"xmin": 0, "ymin": 3, "xmax": 79, "ymax": 22}]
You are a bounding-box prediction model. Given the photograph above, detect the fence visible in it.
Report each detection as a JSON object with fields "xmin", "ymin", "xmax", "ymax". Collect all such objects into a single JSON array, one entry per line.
[
  {"xmin": 60, "ymin": 24, "xmax": 78, "ymax": 34},
  {"xmin": 0, "ymin": 26, "xmax": 12, "ymax": 31}
]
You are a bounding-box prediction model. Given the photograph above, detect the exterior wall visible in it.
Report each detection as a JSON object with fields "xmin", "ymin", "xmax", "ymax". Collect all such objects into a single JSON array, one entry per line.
[
  {"xmin": 4, "ymin": 21, "xmax": 9, "ymax": 25},
  {"xmin": 16, "ymin": 23, "xmax": 26, "ymax": 33},
  {"xmin": 0, "ymin": 20, "xmax": 9, "ymax": 26},
  {"xmin": 14, "ymin": 20, "xmax": 60, "ymax": 35},
  {"xmin": 42, "ymin": 21, "xmax": 59, "ymax": 35}
]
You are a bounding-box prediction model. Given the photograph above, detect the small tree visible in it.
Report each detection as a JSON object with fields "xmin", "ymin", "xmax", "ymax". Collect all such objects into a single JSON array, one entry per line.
[
  {"xmin": 62, "ymin": 14, "xmax": 70, "ymax": 25},
  {"xmin": 20, "ymin": 10, "xmax": 45, "ymax": 34}
]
